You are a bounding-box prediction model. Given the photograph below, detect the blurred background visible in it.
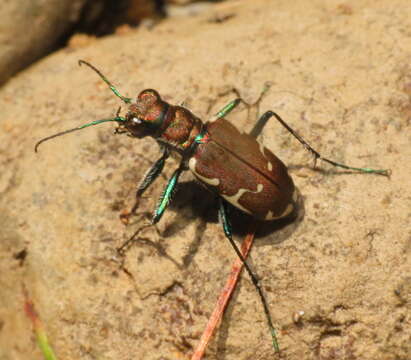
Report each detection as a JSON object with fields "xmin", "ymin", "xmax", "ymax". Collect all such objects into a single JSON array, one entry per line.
[{"xmin": 0, "ymin": 0, "xmax": 221, "ymax": 85}]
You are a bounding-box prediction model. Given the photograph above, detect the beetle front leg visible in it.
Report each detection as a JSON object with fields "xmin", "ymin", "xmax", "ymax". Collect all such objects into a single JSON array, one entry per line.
[
  {"xmin": 254, "ymin": 111, "xmax": 390, "ymax": 176},
  {"xmin": 218, "ymin": 199, "xmax": 280, "ymax": 352},
  {"xmin": 121, "ymin": 148, "xmax": 170, "ymax": 223},
  {"xmin": 152, "ymin": 162, "xmax": 185, "ymax": 224}
]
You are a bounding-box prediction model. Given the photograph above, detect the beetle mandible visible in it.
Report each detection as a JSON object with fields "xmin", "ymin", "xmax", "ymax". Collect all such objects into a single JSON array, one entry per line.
[{"xmin": 35, "ymin": 60, "xmax": 389, "ymax": 352}]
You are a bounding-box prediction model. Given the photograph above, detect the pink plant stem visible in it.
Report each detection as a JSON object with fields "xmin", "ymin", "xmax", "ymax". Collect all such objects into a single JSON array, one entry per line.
[{"xmin": 191, "ymin": 222, "xmax": 257, "ymax": 360}]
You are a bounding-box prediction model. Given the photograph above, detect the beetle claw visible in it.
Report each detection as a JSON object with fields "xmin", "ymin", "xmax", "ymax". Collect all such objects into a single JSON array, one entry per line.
[{"xmin": 120, "ymin": 209, "xmax": 132, "ymax": 225}]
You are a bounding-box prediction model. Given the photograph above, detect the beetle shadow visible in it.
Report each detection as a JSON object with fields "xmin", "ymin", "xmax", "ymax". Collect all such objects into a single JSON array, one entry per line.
[
  {"xmin": 164, "ymin": 182, "xmax": 304, "ymax": 359},
  {"xmin": 164, "ymin": 181, "xmax": 305, "ymax": 268},
  {"xmin": 163, "ymin": 180, "xmax": 220, "ymax": 232},
  {"xmin": 161, "ymin": 180, "xmax": 220, "ymax": 267}
]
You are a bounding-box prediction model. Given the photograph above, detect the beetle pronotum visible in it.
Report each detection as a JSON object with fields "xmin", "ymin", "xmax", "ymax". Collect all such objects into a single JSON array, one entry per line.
[{"xmin": 35, "ymin": 60, "xmax": 389, "ymax": 352}]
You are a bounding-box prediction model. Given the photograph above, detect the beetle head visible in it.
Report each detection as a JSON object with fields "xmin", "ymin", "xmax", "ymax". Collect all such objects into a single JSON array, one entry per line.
[
  {"xmin": 123, "ymin": 89, "xmax": 168, "ymax": 138},
  {"xmin": 34, "ymin": 62, "xmax": 171, "ymax": 152}
]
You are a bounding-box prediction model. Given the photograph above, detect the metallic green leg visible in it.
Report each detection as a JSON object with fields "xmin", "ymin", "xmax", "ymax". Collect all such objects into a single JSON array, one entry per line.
[
  {"xmin": 218, "ymin": 199, "xmax": 280, "ymax": 352},
  {"xmin": 129, "ymin": 148, "xmax": 170, "ymax": 216},
  {"xmin": 211, "ymin": 83, "xmax": 271, "ymax": 125},
  {"xmin": 253, "ymin": 111, "xmax": 390, "ymax": 176},
  {"xmin": 209, "ymin": 82, "xmax": 270, "ymax": 123},
  {"xmin": 152, "ymin": 163, "xmax": 184, "ymax": 224}
]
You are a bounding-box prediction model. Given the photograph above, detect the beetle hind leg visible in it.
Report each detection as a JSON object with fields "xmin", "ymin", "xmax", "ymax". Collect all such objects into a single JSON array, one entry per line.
[
  {"xmin": 218, "ymin": 199, "xmax": 280, "ymax": 352},
  {"xmin": 255, "ymin": 111, "xmax": 390, "ymax": 176}
]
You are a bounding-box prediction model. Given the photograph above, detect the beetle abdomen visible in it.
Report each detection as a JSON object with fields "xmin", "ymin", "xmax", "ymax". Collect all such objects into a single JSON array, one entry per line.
[{"xmin": 189, "ymin": 118, "xmax": 296, "ymax": 220}]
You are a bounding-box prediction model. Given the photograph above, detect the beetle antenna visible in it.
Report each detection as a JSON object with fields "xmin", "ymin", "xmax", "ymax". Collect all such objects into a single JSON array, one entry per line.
[
  {"xmin": 34, "ymin": 116, "xmax": 126, "ymax": 152},
  {"xmin": 78, "ymin": 60, "xmax": 132, "ymax": 104}
]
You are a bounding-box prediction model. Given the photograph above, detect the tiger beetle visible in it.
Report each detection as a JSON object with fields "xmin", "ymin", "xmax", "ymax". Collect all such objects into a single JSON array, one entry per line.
[{"xmin": 35, "ymin": 60, "xmax": 389, "ymax": 353}]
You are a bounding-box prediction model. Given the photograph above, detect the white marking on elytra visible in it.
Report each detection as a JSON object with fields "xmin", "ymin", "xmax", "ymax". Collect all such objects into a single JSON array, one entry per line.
[
  {"xmin": 265, "ymin": 203, "xmax": 294, "ymax": 220},
  {"xmin": 256, "ymin": 140, "xmax": 276, "ymax": 173},
  {"xmin": 222, "ymin": 184, "xmax": 264, "ymax": 214},
  {"xmin": 188, "ymin": 158, "xmax": 220, "ymax": 186},
  {"xmin": 259, "ymin": 142, "xmax": 266, "ymax": 158},
  {"xmin": 292, "ymin": 189, "xmax": 298, "ymax": 202}
]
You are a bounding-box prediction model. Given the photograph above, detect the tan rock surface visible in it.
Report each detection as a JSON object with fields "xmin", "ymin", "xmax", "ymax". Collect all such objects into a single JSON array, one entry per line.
[
  {"xmin": 0, "ymin": 0, "xmax": 87, "ymax": 85},
  {"xmin": 0, "ymin": 1, "xmax": 410, "ymax": 359}
]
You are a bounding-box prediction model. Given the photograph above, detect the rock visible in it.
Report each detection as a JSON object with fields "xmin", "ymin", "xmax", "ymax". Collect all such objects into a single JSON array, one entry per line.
[
  {"xmin": 0, "ymin": 0, "xmax": 88, "ymax": 85},
  {"xmin": 0, "ymin": 1, "xmax": 410, "ymax": 359}
]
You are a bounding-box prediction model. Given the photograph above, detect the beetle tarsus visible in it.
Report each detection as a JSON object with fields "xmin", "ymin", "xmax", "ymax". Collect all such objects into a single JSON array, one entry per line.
[
  {"xmin": 257, "ymin": 110, "xmax": 390, "ymax": 176},
  {"xmin": 117, "ymin": 222, "xmax": 151, "ymax": 254},
  {"xmin": 119, "ymin": 209, "xmax": 134, "ymax": 225},
  {"xmin": 119, "ymin": 199, "xmax": 141, "ymax": 225}
]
